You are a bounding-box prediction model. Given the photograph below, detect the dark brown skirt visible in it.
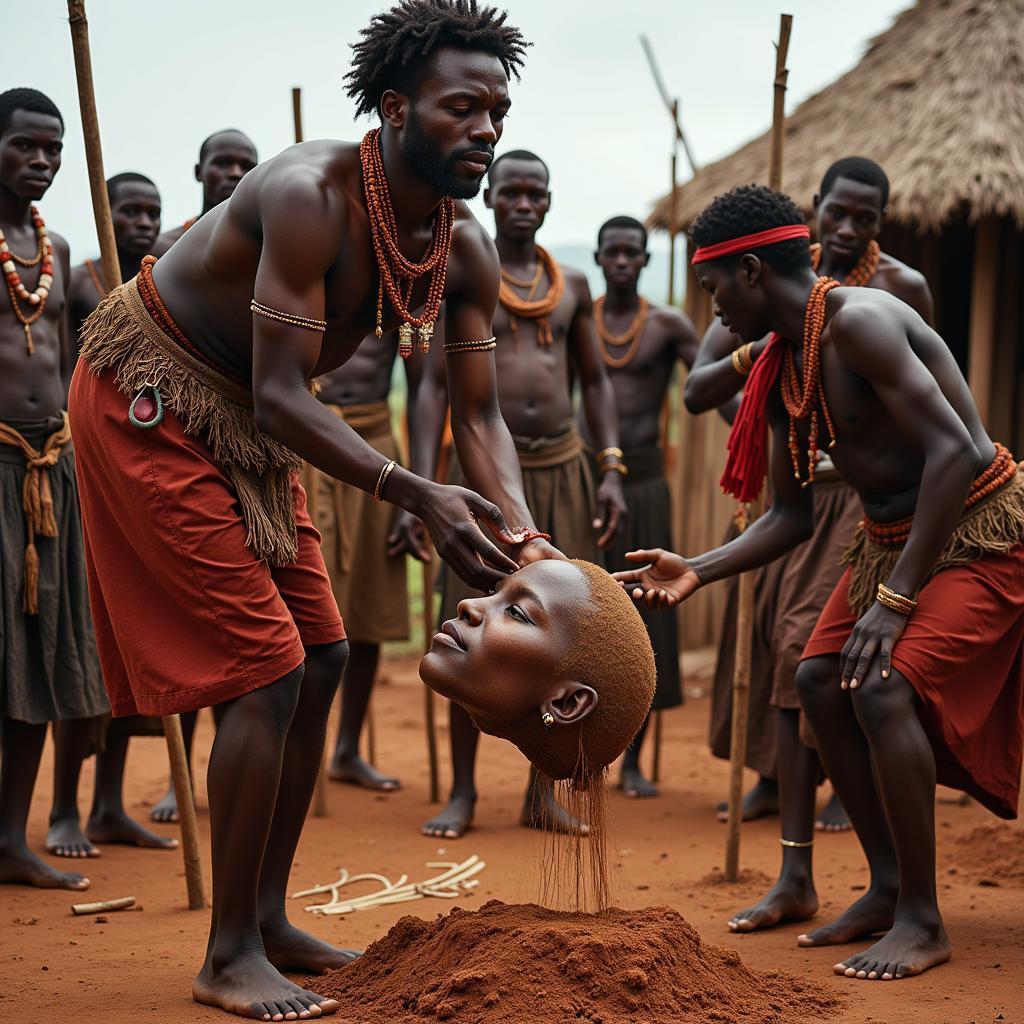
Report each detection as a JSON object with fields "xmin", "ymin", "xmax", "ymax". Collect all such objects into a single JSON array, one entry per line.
[{"xmin": 0, "ymin": 417, "xmax": 108, "ymax": 724}]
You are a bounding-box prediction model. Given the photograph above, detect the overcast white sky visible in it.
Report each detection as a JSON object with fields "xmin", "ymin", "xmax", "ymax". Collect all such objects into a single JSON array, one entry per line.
[{"xmin": 15, "ymin": 0, "xmax": 908, "ymax": 269}]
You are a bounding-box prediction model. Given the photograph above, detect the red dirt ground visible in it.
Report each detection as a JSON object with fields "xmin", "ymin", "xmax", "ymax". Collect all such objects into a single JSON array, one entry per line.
[{"xmin": 2, "ymin": 653, "xmax": 1020, "ymax": 1023}]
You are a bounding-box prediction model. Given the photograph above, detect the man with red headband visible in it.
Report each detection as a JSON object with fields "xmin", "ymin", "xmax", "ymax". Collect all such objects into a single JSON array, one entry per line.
[
  {"xmin": 684, "ymin": 158, "xmax": 935, "ymax": 938},
  {"xmin": 617, "ymin": 184, "xmax": 1023, "ymax": 982}
]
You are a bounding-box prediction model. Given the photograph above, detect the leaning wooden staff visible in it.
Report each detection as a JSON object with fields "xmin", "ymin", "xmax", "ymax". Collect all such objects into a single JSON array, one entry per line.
[
  {"xmin": 66, "ymin": 0, "xmax": 205, "ymax": 910},
  {"xmin": 724, "ymin": 12, "xmax": 793, "ymax": 882}
]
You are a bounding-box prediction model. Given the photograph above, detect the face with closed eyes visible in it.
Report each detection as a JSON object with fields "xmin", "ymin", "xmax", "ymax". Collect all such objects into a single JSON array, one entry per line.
[{"xmin": 419, "ymin": 560, "xmax": 598, "ymax": 736}]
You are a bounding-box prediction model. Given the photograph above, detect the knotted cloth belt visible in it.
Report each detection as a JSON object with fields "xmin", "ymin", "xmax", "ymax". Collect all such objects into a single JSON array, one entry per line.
[
  {"xmin": 512, "ymin": 423, "xmax": 585, "ymax": 469},
  {"xmin": 0, "ymin": 413, "xmax": 72, "ymax": 614}
]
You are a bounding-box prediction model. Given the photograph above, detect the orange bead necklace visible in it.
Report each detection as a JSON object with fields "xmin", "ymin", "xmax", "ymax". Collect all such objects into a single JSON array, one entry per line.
[
  {"xmin": 360, "ymin": 129, "xmax": 454, "ymax": 359},
  {"xmin": 810, "ymin": 239, "xmax": 880, "ymax": 287},
  {"xmin": 0, "ymin": 205, "xmax": 54, "ymax": 355},
  {"xmin": 498, "ymin": 245, "xmax": 564, "ymax": 346},
  {"xmin": 595, "ymin": 295, "xmax": 649, "ymax": 368}
]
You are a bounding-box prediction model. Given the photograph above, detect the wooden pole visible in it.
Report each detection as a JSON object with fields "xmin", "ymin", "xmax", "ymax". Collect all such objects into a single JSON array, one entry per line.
[
  {"xmin": 67, "ymin": 0, "xmax": 205, "ymax": 910},
  {"xmin": 667, "ymin": 100, "xmax": 679, "ymax": 306},
  {"xmin": 291, "ymin": 87, "xmax": 304, "ymax": 144},
  {"xmin": 422, "ymin": 558, "xmax": 440, "ymax": 803},
  {"xmin": 725, "ymin": 12, "xmax": 792, "ymax": 883},
  {"xmin": 967, "ymin": 218, "xmax": 999, "ymax": 428}
]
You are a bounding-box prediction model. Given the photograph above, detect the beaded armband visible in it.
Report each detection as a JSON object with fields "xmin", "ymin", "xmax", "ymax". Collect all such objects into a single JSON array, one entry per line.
[
  {"xmin": 443, "ymin": 336, "xmax": 497, "ymax": 354},
  {"xmin": 876, "ymin": 583, "xmax": 917, "ymax": 615},
  {"xmin": 251, "ymin": 300, "xmax": 327, "ymax": 333}
]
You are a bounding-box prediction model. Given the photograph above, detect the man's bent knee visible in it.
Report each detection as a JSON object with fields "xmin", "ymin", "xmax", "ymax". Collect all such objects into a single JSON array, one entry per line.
[
  {"xmin": 795, "ymin": 656, "xmax": 838, "ymax": 707},
  {"xmin": 303, "ymin": 640, "xmax": 348, "ymax": 697},
  {"xmin": 850, "ymin": 667, "xmax": 916, "ymax": 735}
]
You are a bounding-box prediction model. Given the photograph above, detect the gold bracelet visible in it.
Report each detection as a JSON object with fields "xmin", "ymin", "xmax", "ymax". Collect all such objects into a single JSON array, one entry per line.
[
  {"xmin": 596, "ymin": 446, "xmax": 624, "ymax": 463},
  {"xmin": 599, "ymin": 461, "xmax": 628, "ymax": 476},
  {"xmin": 779, "ymin": 838, "xmax": 814, "ymax": 849},
  {"xmin": 250, "ymin": 300, "xmax": 327, "ymax": 332},
  {"xmin": 876, "ymin": 583, "xmax": 917, "ymax": 615},
  {"xmin": 731, "ymin": 342, "xmax": 755, "ymax": 376},
  {"xmin": 444, "ymin": 336, "xmax": 497, "ymax": 354},
  {"xmin": 373, "ymin": 459, "xmax": 397, "ymax": 502}
]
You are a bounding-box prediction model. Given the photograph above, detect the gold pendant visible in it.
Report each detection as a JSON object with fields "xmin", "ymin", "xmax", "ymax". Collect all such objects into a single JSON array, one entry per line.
[
  {"xmin": 417, "ymin": 320, "xmax": 433, "ymax": 354},
  {"xmin": 398, "ymin": 321, "xmax": 413, "ymax": 359}
]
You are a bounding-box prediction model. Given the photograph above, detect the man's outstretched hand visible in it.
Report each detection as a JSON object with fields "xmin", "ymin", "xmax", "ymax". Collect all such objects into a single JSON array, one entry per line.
[{"xmin": 612, "ymin": 548, "xmax": 701, "ymax": 607}]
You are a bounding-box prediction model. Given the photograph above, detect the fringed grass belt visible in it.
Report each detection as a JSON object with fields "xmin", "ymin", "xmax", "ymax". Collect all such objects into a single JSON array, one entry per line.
[
  {"xmin": 78, "ymin": 264, "xmax": 304, "ymax": 566},
  {"xmin": 0, "ymin": 413, "xmax": 72, "ymax": 613},
  {"xmin": 842, "ymin": 446, "xmax": 1024, "ymax": 615}
]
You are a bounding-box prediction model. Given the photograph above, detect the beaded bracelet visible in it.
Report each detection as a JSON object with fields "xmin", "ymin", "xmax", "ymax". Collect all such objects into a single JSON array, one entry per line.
[
  {"xmin": 512, "ymin": 529, "xmax": 552, "ymax": 545},
  {"xmin": 251, "ymin": 300, "xmax": 327, "ymax": 333},
  {"xmin": 876, "ymin": 582, "xmax": 917, "ymax": 615},
  {"xmin": 444, "ymin": 336, "xmax": 497, "ymax": 354},
  {"xmin": 373, "ymin": 459, "xmax": 397, "ymax": 502}
]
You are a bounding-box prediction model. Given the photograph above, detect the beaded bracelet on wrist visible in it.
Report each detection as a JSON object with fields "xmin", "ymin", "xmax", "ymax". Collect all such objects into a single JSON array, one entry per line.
[
  {"xmin": 876, "ymin": 582, "xmax": 917, "ymax": 615},
  {"xmin": 444, "ymin": 336, "xmax": 497, "ymax": 354},
  {"xmin": 251, "ymin": 300, "xmax": 327, "ymax": 333},
  {"xmin": 513, "ymin": 529, "xmax": 552, "ymax": 545}
]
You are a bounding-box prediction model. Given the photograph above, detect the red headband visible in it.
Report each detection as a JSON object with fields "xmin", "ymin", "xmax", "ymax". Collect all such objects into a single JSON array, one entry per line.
[{"xmin": 691, "ymin": 224, "xmax": 810, "ymax": 265}]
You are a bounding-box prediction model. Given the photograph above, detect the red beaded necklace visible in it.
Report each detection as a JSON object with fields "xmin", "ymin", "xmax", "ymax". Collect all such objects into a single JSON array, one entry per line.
[
  {"xmin": 360, "ymin": 129, "xmax": 454, "ymax": 358},
  {"xmin": 810, "ymin": 239, "xmax": 880, "ymax": 287},
  {"xmin": 0, "ymin": 205, "xmax": 54, "ymax": 354}
]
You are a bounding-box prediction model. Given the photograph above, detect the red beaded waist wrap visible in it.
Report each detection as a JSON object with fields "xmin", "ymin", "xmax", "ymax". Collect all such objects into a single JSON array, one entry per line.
[
  {"xmin": 840, "ymin": 444, "xmax": 1024, "ymax": 615},
  {"xmin": 76, "ymin": 257, "xmax": 305, "ymax": 566}
]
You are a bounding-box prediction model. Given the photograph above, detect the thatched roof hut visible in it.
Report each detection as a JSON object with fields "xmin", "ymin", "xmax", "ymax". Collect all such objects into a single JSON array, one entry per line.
[{"xmin": 659, "ymin": 0, "xmax": 1024, "ymax": 649}]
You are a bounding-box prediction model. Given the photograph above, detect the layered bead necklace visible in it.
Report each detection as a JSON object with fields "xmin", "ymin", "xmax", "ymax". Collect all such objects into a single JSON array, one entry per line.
[
  {"xmin": 810, "ymin": 239, "xmax": 880, "ymax": 287},
  {"xmin": 595, "ymin": 295, "xmax": 649, "ymax": 368},
  {"xmin": 1, "ymin": 205, "xmax": 54, "ymax": 354},
  {"xmin": 780, "ymin": 277, "xmax": 841, "ymax": 487},
  {"xmin": 360, "ymin": 129, "xmax": 454, "ymax": 359},
  {"xmin": 498, "ymin": 245, "xmax": 564, "ymax": 346}
]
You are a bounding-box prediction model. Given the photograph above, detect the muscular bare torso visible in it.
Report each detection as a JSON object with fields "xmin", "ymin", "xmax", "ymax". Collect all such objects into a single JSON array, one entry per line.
[
  {"xmin": 0, "ymin": 221, "xmax": 69, "ymax": 421},
  {"xmin": 316, "ymin": 335, "xmax": 401, "ymax": 407},
  {"xmin": 790, "ymin": 288, "xmax": 993, "ymax": 522},
  {"xmin": 151, "ymin": 140, "xmax": 485, "ymax": 384},
  {"xmin": 491, "ymin": 266, "xmax": 584, "ymax": 438}
]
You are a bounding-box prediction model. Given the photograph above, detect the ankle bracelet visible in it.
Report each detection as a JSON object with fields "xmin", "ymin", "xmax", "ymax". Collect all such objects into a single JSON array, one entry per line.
[{"xmin": 779, "ymin": 838, "xmax": 814, "ymax": 848}]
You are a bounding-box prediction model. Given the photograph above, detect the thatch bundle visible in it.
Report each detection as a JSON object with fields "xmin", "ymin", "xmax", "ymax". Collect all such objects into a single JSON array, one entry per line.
[{"xmin": 649, "ymin": 0, "xmax": 1024, "ymax": 233}]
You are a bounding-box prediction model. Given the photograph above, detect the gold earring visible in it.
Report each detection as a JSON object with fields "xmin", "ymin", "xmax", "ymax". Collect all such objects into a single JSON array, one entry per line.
[{"xmin": 541, "ymin": 712, "xmax": 555, "ymax": 728}]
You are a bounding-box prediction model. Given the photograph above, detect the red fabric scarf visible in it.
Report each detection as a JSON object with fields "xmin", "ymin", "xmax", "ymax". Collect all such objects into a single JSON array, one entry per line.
[{"xmin": 719, "ymin": 332, "xmax": 787, "ymax": 502}]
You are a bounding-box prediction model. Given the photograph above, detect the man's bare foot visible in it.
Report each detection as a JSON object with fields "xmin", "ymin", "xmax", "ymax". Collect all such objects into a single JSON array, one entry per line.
[
  {"xmin": 193, "ymin": 951, "xmax": 339, "ymax": 1020},
  {"xmin": 620, "ymin": 765, "xmax": 658, "ymax": 799},
  {"xmin": 87, "ymin": 810, "xmax": 179, "ymax": 850},
  {"xmin": 328, "ymin": 751, "xmax": 399, "ymax": 792},
  {"xmin": 728, "ymin": 875, "xmax": 818, "ymax": 932},
  {"xmin": 422, "ymin": 792, "xmax": 476, "ymax": 839},
  {"xmin": 815, "ymin": 791, "xmax": 852, "ymax": 832},
  {"xmin": 262, "ymin": 920, "xmax": 361, "ymax": 974},
  {"xmin": 716, "ymin": 777, "xmax": 778, "ymax": 822},
  {"xmin": 150, "ymin": 787, "xmax": 180, "ymax": 823},
  {"xmin": 0, "ymin": 843, "xmax": 90, "ymax": 889},
  {"xmin": 45, "ymin": 817, "xmax": 100, "ymax": 858},
  {"xmin": 797, "ymin": 887, "xmax": 896, "ymax": 947},
  {"xmin": 521, "ymin": 786, "xmax": 589, "ymax": 836},
  {"xmin": 834, "ymin": 918, "xmax": 951, "ymax": 980}
]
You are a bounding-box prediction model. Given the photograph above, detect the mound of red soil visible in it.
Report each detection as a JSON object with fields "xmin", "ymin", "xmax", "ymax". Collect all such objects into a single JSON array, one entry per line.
[
  {"xmin": 952, "ymin": 823, "xmax": 1024, "ymax": 886},
  {"xmin": 313, "ymin": 900, "xmax": 844, "ymax": 1023}
]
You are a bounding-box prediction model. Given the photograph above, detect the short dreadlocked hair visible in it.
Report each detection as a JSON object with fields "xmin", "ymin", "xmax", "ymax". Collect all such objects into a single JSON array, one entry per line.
[
  {"xmin": 345, "ymin": 0, "xmax": 530, "ymax": 120},
  {"xmin": 690, "ymin": 184, "xmax": 811, "ymax": 276}
]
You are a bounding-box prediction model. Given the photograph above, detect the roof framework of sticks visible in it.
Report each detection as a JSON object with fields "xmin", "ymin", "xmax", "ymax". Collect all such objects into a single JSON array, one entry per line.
[{"xmin": 649, "ymin": 0, "xmax": 1024, "ymax": 233}]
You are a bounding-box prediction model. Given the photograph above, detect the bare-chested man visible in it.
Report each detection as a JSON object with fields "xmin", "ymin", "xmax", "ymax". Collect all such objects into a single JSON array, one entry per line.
[
  {"xmin": 44, "ymin": 171, "xmax": 177, "ymax": 860},
  {"xmin": 0, "ymin": 88, "xmax": 108, "ymax": 891},
  {"xmin": 579, "ymin": 215, "xmax": 697, "ymax": 797},
  {"xmin": 69, "ymin": 4, "xmax": 567, "ymax": 1019},
  {"xmin": 313, "ymin": 327, "xmax": 424, "ymax": 791},
  {"xmin": 618, "ymin": 184, "xmax": 1022, "ymax": 981},
  {"xmin": 685, "ymin": 159, "xmax": 935, "ymax": 936},
  {"xmin": 401, "ymin": 149, "xmax": 627, "ymax": 839},
  {"xmin": 150, "ymin": 128, "xmax": 257, "ymax": 258}
]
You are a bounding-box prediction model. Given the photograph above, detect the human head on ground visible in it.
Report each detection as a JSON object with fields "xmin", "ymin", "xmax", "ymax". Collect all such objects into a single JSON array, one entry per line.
[
  {"xmin": 195, "ymin": 129, "xmax": 257, "ymax": 211},
  {"xmin": 419, "ymin": 559, "xmax": 656, "ymax": 783},
  {"xmin": 690, "ymin": 184, "xmax": 812, "ymax": 342},
  {"xmin": 107, "ymin": 172, "xmax": 161, "ymax": 257},
  {"xmin": 345, "ymin": 0, "xmax": 530, "ymax": 200},
  {"xmin": 485, "ymin": 149, "xmax": 550, "ymax": 241},
  {"xmin": 595, "ymin": 215, "xmax": 649, "ymax": 292},
  {"xmin": 0, "ymin": 88, "xmax": 64, "ymax": 202},
  {"xmin": 813, "ymin": 156, "xmax": 889, "ymax": 272}
]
